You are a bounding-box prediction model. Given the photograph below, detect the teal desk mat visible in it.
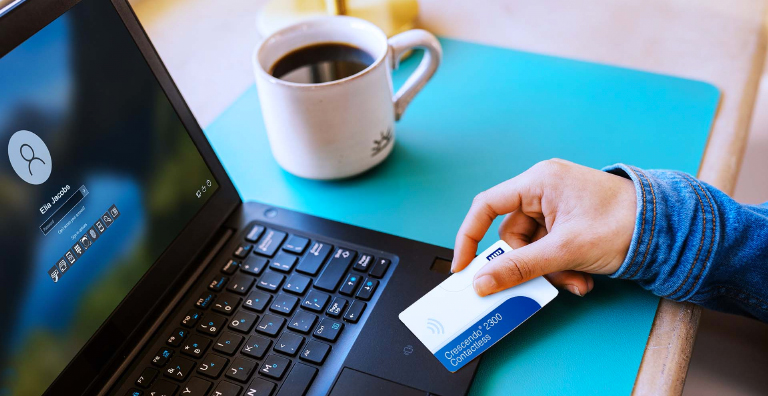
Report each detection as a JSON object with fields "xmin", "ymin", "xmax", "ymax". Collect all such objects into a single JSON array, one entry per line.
[{"xmin": 205, "ymin": 38, "xmax": 719, "ymax": 394}]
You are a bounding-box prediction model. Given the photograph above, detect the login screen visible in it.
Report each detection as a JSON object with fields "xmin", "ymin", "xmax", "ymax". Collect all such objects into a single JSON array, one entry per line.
[{"xmin": 0, "ymin": 1, "xmax": 218, "ymax": 394}]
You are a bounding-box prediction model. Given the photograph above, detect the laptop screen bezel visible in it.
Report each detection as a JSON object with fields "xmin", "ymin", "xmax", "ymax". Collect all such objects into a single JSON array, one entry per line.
[{"xmin": 0, "ymin": 0, "xmax": 243, "ymax": 394}]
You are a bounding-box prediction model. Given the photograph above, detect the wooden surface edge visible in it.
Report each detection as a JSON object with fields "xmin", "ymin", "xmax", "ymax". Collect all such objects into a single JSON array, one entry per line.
[
  {"xmin": 633, "ymin": 19, "xmax": 768, "ymax": 396},
  {"xmin": 633, "ymin": 300, "xmax": 702, "ymax": 396}
]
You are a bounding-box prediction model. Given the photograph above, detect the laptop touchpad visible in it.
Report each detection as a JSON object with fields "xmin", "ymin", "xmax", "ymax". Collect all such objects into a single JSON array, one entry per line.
[{"xmin": 329, "ymin": 368, "xmax": 426, "ymax": 396}]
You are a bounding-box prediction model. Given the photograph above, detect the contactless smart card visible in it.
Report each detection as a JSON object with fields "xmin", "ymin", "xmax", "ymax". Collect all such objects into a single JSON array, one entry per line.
[{"xmin": 399, "ymin": 240, "xmax": 558, "ymax": 372}]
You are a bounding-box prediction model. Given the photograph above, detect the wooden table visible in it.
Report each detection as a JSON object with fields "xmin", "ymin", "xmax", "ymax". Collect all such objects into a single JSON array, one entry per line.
[{"xmin": 130, "ymin": 0, "xmax": 767, "ymax": 393}]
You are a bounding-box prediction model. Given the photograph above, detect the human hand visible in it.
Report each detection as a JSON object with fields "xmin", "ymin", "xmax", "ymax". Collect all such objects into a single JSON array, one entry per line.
[{"xmin": 451, "ymin": 159, "xmax": 637, "ymax": 297}]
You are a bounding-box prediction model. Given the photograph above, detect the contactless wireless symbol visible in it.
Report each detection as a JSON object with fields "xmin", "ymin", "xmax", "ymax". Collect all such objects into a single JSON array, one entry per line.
[
  {"xmin": 426, "ymin": 318, "xmax": 445, "ymax": 335},
  {"xmin": 7, "ymin": 130, "xmax": 52, "ymax": 185}
]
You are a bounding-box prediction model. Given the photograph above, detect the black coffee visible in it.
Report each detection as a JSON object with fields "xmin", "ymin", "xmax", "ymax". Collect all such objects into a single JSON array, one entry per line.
[{"xmin": 270, "ymin": 43, "xmax": 375, "ymax": 84}]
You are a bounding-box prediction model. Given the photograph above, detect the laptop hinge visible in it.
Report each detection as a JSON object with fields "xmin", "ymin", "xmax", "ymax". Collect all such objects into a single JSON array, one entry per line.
[{"xmin": 96, "ymin": 226, "xmax": 235, "ymax": 396}]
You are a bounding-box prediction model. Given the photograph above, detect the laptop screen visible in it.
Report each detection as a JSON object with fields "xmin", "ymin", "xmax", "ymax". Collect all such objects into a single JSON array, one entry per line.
[{"xmin": 0, "ymin": 1, "xmax": 220, "ymax": 394}]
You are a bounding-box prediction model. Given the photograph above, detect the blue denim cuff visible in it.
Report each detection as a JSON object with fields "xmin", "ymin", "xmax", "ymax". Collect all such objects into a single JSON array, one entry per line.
[{"xmin": 602, "ymin": 164, "xmax": 721, "ymax": 301}]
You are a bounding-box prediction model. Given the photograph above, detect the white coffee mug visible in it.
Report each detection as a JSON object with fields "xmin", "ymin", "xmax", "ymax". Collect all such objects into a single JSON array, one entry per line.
[{"xmin": 253, "ymin": 16, "xmax": 442, "ymax": 180}]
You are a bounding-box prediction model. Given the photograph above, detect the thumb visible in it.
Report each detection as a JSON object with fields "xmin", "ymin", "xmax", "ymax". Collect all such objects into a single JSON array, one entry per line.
[{"xmin": 473, "ymin": 235, "xmax": 567, "ymax": 296}]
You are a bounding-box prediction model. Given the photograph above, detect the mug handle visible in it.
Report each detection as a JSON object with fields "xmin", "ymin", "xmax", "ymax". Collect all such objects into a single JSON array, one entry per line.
[{"xmin": 388, "ymin": 30, "xmax": 443, "ymax": 121}]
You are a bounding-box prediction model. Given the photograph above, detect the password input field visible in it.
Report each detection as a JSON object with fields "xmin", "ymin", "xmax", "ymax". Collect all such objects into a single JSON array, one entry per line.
[{"xmin": 40, "ymin": 185, "xmax": 88, "ymax": 235}]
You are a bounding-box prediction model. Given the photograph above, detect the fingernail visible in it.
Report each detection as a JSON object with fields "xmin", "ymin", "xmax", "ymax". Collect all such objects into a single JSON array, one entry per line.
[
  {"xmin": 566, "ymin": 285, "xmax": 582, "ymax": 297},
  {"xmin": 473, "ymin": 275, "xmax": 496, "ymax": 296}
]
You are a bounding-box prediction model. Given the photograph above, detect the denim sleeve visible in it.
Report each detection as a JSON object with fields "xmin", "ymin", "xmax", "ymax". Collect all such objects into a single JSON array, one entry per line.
[{"xmin": 603, "ymin": 164, "xmax": 768, "ymax": 322}]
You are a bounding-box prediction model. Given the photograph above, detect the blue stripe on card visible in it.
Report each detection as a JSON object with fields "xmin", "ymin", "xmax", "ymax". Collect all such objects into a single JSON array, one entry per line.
[{"xmin": 435, "ymin": 296, "xmax": 542, "ymax": 372}]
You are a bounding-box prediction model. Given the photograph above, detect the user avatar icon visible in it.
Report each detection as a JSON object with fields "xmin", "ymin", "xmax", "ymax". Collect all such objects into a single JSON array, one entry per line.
[
  {"xmin": 20, "ymin": 144, "xmax": 45, "ymax": 174},
  {"xmin": 7, "ymin": 130, "xmax": 52, "ymax": 185}
]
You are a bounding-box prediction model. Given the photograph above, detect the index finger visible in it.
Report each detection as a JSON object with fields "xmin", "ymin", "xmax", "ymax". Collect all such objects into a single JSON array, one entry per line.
[{"xmin": 451, "ymin": 176, "xmax": 527, "ymax": 273}]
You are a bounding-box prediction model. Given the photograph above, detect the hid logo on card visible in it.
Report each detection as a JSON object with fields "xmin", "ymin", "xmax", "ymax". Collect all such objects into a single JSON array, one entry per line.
[
  {"xmin": 399, "ymin": 240, "xmax": 558, "ymax": 372},
  {"xmin": 486, "ymin": 248, "xmax": 504, "ymax": 261}
]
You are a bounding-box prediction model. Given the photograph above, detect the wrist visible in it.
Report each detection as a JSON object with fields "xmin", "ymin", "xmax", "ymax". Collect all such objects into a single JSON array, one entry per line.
[
  {"xmin": 602, "ymin": 164, "xmax": 654, "ymax": 280},
  {"xmin": 601, "ymin": 164, "xmax": 720, "ymax": 301}
]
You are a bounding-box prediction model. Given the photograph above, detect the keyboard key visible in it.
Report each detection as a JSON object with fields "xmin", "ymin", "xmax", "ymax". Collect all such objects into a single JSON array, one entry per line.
[
  {"xmin": 353, "ymin": 254, "xmax": 374, "ymax": 272},
  {"xmin": 255, "ymin": 314, "xmax": 285, "ymax": 337},
  {"xmin": 243, "ymin": 290, "xmax": 271, "ymax": 312},
  {"xmin": 226, "ymin": 273, "xmax": 255, "ymax": 295},
  {"xmin": 254, "ymin": 229, "xmax": 287, "ymax": 257},
  {"xmin": 198, "ymin": 313, "xmax": 226, "ymax": 336},
  {"xmin": 233, "ymin": 244, "xmax": 252, "ymax": 259},
  {"xmin": 181, "ymin": 309, "xmax": 202, "ymax": 328},
  {"xmin": 295, "ymin": 242, "xmax": 332, "ymax": 276},
  {"xmin": 149, "ymin": 379, "xmax": 178, "ymax": 396},
  {"xmin": 369, "ymin": 258, "xmax": 391, "ymax": 278},
  {"xmin": 314, "ymin": 248, "xmax": 356, "ymax": 291},
  {"xmin": 300, "ymin": 340, "xmax": 331, "ymax": 365},
  {"xmin": 313, "ymin": 319, "xmax": 343, "ymax": 342},
  {"xmin": 245, "ymin": 224, "xmax": 265, "ymax": 243},
  {"xmin": 274, "ymin": 332, "xmax": 304, "ymax": 356},
  {"xmin": 226, "ymin": 357, "xmax": 257, "ymax": 382},
  {"xmin": 242, "ymin": 335, "xmax": 272, "ymax": 359},
  {"xmin": 288, "ymin": 311, "xmax": 318, "ymax": 334},
  {"xmin": 301, "ymin": 290, "xmax": 329, "ymax": 313},
  {"xmin": 208, "ymin": 275, "xmax": 228, "ymax": 292},
  {"xmin": 241, "ymin": 255, "xmax": 268, "ymax": 276},
  {"xmin": 283, "ymin": 235, "xmax": 309, "ymax": 254},
  {"xmin": 259, "ymin": 354, "xmax": 290, "ymax": 380},
  {"xmin": 166, "ymin": 328, "xmax": 188, "ymax": 347},
  {"xmin": 246, "ymin": 378, "xmax": 276, "ymax": 396},
  {"xmin": 283, "ymin": 274, "xmax": 311, "ymax": 295},
  {"xmin": 151, "ymin": 347, "xmax": 173, "ymax": 367},
  {"xmin": 257, "ymin": 271, "xmax": 284, "ymax": 292},
  {"xmin": 180, "ymin": 334, "xmax": 210, "ymax": 358},
  {"xmin": 221, "ymin": 259, "xmax": 240, "ymax": 275},
  {"xmin": 314, "ymin": 259, "xmax": 354, "ymax": 293},
  {"xmin": 269, "ymin": 251, "xmax": 298, "ymax": 272},
  {"xmin": 332, "ymin": 247, "xmax": 356, "ymax": 266},
  {"xmin": 212, "ymin": 381, "xmax": 243, "ymax": 396},
  {"xmin": 179, "ymin": 377, "xmax": 211, "ymax": 396},
  {"xmin": 197, "ymin": 354, "xmax": 228, "ymax": 378},
  {"xmin": 355, "ymin": 278, "xmax": 379, "ymax": 301},
  {"xmin": 270, "ymin": 293, "xmax": 299, "ymax": 315},
  {"xmin": 339, "ymin": 273, "xmax": 361, "ymax": 296},
  {"xmin": 164, "ymin": 357, "xmax": 195, "ymax": 381},
  {"xmin": 135, "ymin": 367, "xmax": 157, "ymax": 388},
  {"xmin": 213, "ymin": 293, "xmax": 242, "ymax": 315},
  {"xmin": 213, "ymin": 331, "xmax": 244, "ymax": 355},
  {"xmin": 125, "ymin": 388, "xmax": 142, "ymax": 396},
  {"xmin": 325, "ymin": 297, "xmax": 348, "ymax": 318},
  {"xmin": 276, "ymin": 363, "xmax": 317, "ymax": 396},
  {"xmin": 228, "ymin": 310, "xmax": 258, "ymax": 333},
  {"xmin": 195, "ymin": 292, "xmax": 215, "ymax": 310},
  {"xmin": 343, "ymin": 301, "xmax": 366, "ymax": 323}
]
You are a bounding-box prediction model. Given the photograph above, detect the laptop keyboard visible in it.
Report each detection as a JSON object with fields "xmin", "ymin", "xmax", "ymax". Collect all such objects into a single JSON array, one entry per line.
[{"xmin": 124, "ymin": 223, "xmax": 393, "ymax": 396}]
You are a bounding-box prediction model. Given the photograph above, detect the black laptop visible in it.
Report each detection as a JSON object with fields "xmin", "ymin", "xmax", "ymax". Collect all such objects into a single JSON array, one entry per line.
[{"xmin": 0, "ymin": 0, "xmax": 480, "ymax": 395}]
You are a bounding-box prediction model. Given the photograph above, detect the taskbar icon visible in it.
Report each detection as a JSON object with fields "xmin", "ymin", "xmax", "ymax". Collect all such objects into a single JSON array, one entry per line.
[
  {"xmin": 48, "ymin": 257, "xmax": 69, "ymax": 283},
  {"xmin": 47, "ymin": 204, "xmax": 119, "ymax": 283}
]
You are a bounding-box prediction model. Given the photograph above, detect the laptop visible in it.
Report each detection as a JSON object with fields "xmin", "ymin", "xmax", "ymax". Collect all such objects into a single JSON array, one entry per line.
[{"xmin": 0, "ymin": 0, "xmax": 481, "ymax": 395}]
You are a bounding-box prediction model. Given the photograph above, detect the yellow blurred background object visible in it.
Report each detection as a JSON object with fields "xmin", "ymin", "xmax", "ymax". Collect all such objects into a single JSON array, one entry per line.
[{"xmin": 257, "ymin": 0, "xmax": 419, "ymax": 38}]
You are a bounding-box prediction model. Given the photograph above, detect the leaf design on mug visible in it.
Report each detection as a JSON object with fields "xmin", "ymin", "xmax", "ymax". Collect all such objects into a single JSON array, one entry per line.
[{"xmin": 371, "ymin": 128, "xmax": 393, "ymax": 157}]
